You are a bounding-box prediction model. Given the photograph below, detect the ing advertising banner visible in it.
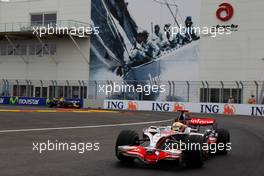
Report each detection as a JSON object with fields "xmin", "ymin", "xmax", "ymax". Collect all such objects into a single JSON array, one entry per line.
[
  {"xmin": 104, "ymin": 100, "xmax": 264, "ymax": 117},
  {"xmin": 90, "ymin": 0, "xmax": 201, "ymax": 101}
]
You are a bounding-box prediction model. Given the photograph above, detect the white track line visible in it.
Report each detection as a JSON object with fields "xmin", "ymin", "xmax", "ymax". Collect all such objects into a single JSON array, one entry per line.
[{"xmin": 0, "ymin": 119, "xmax": 172, "ymax": 134}]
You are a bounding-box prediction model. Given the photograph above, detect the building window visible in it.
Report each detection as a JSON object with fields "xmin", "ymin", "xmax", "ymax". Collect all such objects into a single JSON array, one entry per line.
[
  {"xmin": 20, "ymin": 45, "xmax": 27, "ymax": 55},
  {"xmin": 0, "ymin": 43, "xmax": 56, "ymax": 56},
  {"xmin": 72, "ymin": 86, "xmax": 80, "ymax": 99},
  {"xmin": 31, "ymin": 14, "xmax": 43, "ymax": 26},
  {"xmin": 31, "ymin": 13, "xmax": 57, "ymax": 26},
  {"xmin": 48, "ymin": 86, "xmax": 87, "ymax": 99},
  {"xmin": 14, "ymin": 44, "xmax": 22, "ymax": 55},
  {"xmin": 200, "ymin": 88, "xmax": 242, "ymax": 103},
  {"xmin": 44, "ymin": 13, "xmax": 57, "ymax": 26},
  {"xmin": 49, "ymin": 44, "xmax": 57, "ymax": 55},
  {"xmin": 7, "ymin": 45, "xmax": 14, "ymax": 55},
  {"xmin": 35, "ymin": 87, "xmax": 48, "ymax": 98},
  {"xmin": 43, "ymin": 44, "xmax": 50, "ymax": 55},
  {"xmin": 35, "ymin": 44, "xmax": 57, "ymax": 56},
  {"xmin": 12, "ymin": 85, "xmax": 33, "ymax": 97},
  {"xmin": 223, "ymin": 89, "xmax": 242, "ymax": 103},
  {"xmin": 36, "ymin": 44, "xmax": 43, "ymax": 56},
  {"xmin": 29, "ymin": 44, "xmax": 36, "ymax": 55},
  {"xmin": 0, "ymin": 45, "xmax": 7, "ymax": 56}
]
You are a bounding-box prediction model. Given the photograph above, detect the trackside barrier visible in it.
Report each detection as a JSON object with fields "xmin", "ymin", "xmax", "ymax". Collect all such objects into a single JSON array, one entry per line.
[
  {"xmin": 104, "ymin": 100, "xmax": 264, "ymax": 117},
  {"xmin": 83, "ymin": 99, "xmax": 104, "ymax": 109},
  {"xmin": 0, "ymin": 97, "xmax": 83, "ymax": 107},
  {"xmin": 0, "ymin": 97, "xmax": 47, "ymax": 106}
]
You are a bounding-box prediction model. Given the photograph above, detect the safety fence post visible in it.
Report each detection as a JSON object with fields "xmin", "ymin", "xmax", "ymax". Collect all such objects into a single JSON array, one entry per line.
[
  {"xmin": 201, "ymin": 81, "xmax": 205, "ymax": 102},
  {"xmin": 66, "ymin": 80, "xmax": 69, "ymax": 99},
  {"xmin": 78, "ymin": 80, "xmax": 82, "ymax": 99},
  {"xmin": 235, "ymin": 81, "xmax": 240, "ymax": 103},
  {"xmin": 186, "ymin": 81, "xmax": 190, "ymax": 102},
  {"xmin": 6, "ymin": 80, "xmax": 10, "ymax": 96},
  {"xmin": 82, "ymin": 80, "xmax": 86, "ymax": 99},
  {"xmin": 25, "ymin": 80, "xmax": 29, "ymax": 97},
  {"xmin": 2, "ymin": 79, "xmax": 6, "ymax": 96},
  {"xmin": 254, "ymin": 81, "xmax": 259, "ymax": 104},
  {"xmin": 220, "ymin": 81, "xmax": 224, "ymax": 103},
  {"xmin": 16, "ymin": 80, "xmax": 19, "ymax": 97},
  {"xmin": 172, "ymin": 81, "xmax": 176, "ymax": 99},
  {"xmin": 239, "ymin": 81, "xmax": 244, "ymax": 104},
  {"xmin": 205, "ymin": 81, "xmax": 210, "ymax": 103},
  {"xmin": 40, "ymin": 80, "xmax": 43, "ymax": 98},
  {"xmin": 168, "ymin": 81, "xmax": 172, "ymax": 101}
]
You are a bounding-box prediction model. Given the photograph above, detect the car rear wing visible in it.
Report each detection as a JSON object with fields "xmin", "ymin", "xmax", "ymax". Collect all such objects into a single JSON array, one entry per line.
[{"xmin": 189, "ymin": 118, "xmax": 216, "ymax": 126}]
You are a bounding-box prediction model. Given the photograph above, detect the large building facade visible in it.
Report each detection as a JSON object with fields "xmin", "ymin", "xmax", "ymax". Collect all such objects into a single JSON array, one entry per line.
[{"xmin": 0, "ymin": 0, "xmax": 263, "ymax": 103}]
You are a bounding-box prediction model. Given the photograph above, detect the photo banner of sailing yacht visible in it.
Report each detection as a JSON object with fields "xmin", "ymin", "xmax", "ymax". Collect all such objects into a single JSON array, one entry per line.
[{"xmin": 90, "ymin": 0, "xmax": 201, "ymax": 101}]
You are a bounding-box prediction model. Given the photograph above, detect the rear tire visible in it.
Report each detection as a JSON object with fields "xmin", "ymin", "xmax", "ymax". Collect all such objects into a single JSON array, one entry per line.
[
  {"xmin": 213, "ymin": 122, "xmax": 218, "ymax": 130},
  {"xmin": 216, "ymin": 129, "xmax": 230, "ymax": 155},
  {"xmin": 183, "ymin": 135, "xmax": 204, "ymax": 168},
  {"xmin": 115, "ymin": 130, "xmax": 139, "ymax": 163}
]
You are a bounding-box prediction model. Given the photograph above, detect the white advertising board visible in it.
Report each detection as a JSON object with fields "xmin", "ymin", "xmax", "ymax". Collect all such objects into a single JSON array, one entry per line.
[{"xmin": 104, "ymin": 100, "xmax": 264, "ymax": 117}]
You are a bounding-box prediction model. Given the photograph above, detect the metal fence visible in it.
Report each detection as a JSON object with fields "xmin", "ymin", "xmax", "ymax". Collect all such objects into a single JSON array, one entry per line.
[
  {"xmin": 0, "ymin": 20, "xmax": 91, "ymax": 33},
  {"xmin": 0, "ymin": 79, "xmax": 264, "ymax": 104}
]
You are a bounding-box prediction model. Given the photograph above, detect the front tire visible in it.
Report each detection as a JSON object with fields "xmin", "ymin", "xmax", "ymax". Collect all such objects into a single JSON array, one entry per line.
[
  {"xmin": 115, "ymin": 130, "xmax": 139, "ymax": 162},
  {"xmin": 183, "ymin": 135, "xmax": 204, "ymax": 168}
]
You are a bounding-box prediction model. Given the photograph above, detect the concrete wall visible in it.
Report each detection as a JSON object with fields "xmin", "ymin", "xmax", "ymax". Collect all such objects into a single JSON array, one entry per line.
[
  {"xmin": 0, "ymin": 38, "xmax": 90, "ymax": 81},
  {"xmin": 0, "ymin": 0, "xmax": 91, "ymax": 81}
]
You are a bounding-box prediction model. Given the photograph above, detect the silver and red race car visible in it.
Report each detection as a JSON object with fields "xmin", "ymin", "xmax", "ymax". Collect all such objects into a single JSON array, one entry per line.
[{"xmin": 115, "ymin": 111, "xmax": 230, "ymax": 168}]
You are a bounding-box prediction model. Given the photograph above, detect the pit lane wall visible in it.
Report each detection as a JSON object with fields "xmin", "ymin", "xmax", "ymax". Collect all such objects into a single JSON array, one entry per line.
[{"xmin": 104, "ymin": 100, "xmax": 264, "ymax": 117}]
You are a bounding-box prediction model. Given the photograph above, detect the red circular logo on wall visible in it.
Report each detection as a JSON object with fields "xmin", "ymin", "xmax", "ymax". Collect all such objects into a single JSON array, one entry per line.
[{"xmin": 216, "ymin": 3, "xmax": 234, "ymax": 22}]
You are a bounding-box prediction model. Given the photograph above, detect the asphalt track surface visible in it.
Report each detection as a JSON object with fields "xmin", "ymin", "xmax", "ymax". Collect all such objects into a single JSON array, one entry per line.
[{"xmin": 0, "ymin": 107, "xmax": 264, "ymax": 176}]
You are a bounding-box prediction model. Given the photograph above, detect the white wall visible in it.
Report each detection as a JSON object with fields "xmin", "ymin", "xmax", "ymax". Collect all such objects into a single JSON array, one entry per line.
[
  {"xmin": 0, "ymin": 0, "xmax": 91, "ymax": 81},
  {"xmin": 0, "ymin": 0, "xmax": 91, "ymax": 23},
  {"xmin": 0, "ymin": 38, "xmax": 90, "ymax": 81},
  {"xmin": 200, "ymin": 0, "xmax": 264, "ymax": 81}
]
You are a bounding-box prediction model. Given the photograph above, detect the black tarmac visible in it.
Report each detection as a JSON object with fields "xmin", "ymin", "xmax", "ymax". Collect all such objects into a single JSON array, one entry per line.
[{"xmin": 0, "ymin": 108, "xmax": 263, "ymax": 176}]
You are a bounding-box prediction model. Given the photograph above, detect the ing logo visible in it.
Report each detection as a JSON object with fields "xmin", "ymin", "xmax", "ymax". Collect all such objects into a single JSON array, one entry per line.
[
  {"xmin": 224, "ymin": 104, "xmax": 236, "ymax": 115},
  {"xmin": 216, "ymin": 3, "xmax": 234, "ymax": 22},
  {"xmin": 127, "ymin": 101, "xmax": 138, "ymax": 111}
]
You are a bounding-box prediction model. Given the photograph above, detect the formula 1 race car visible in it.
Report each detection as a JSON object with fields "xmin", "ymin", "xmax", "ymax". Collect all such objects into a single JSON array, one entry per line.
[
  {"xmin": 47, "ymin": 98, "xmax": 81, "ymax": 109},
  {"xmin": 115, "ymin": 112, "xmax": 230, "ymax": 168}
]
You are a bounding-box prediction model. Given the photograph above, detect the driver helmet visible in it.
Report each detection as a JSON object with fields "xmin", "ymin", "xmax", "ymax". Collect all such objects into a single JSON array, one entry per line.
[
  {"xmin": 59, "ymin": 97, "xmax": 65, "ymax": 102},
  {"xmin": 172, "ymin": 122, "xmax": 185, "ymax": 132}
]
